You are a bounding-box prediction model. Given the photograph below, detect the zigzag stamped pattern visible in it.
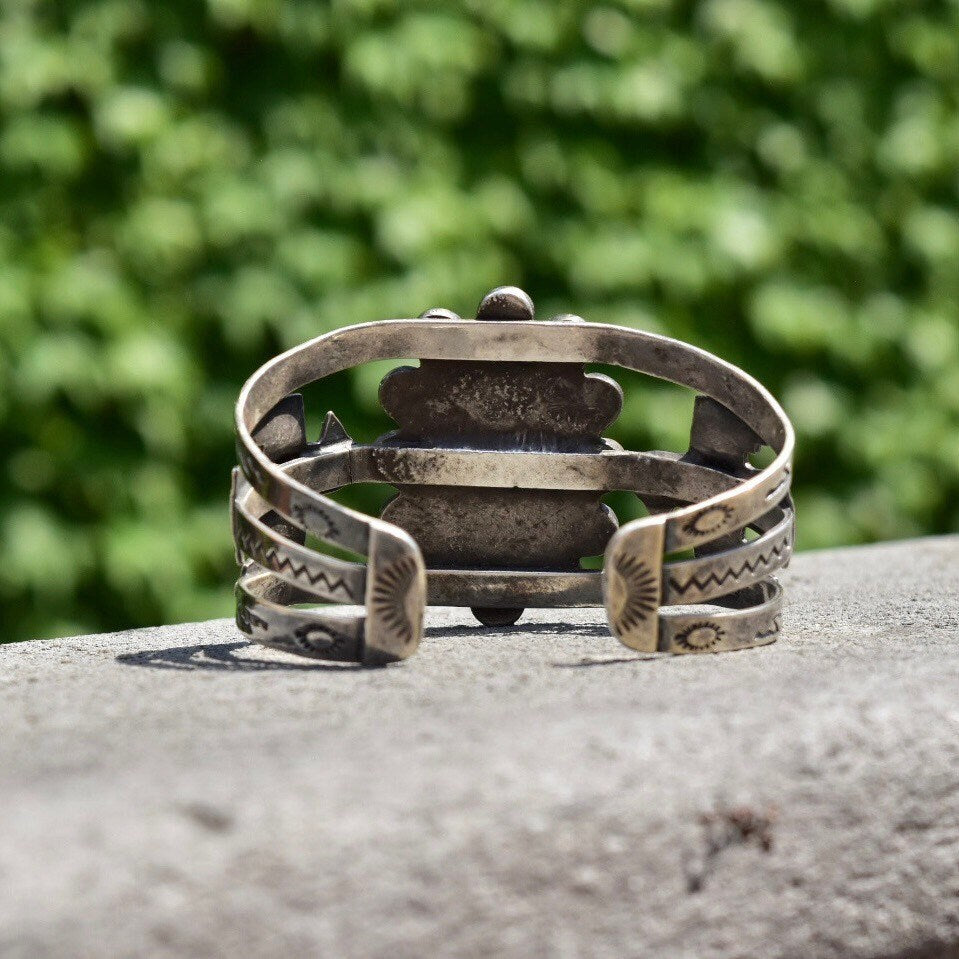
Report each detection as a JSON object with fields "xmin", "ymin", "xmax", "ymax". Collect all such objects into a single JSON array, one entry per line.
[
  {"xmin": 236, "ymin": 527, "xmax": 354, "ymax": 601},
  {"xmin": 667, "ymin": 529, "xmax": 792, "ymax": 599}
]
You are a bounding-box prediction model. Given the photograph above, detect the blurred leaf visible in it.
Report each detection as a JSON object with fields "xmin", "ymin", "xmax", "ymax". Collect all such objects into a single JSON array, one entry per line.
[{"xmin": 2, "ymin": 0, "xmax": 959, "ymax": 641}]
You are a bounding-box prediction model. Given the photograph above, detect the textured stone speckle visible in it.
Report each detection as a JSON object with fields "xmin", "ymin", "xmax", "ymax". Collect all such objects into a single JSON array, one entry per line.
[{"xmin": 1, "ymin": 537, "xmax": 958, "ymax": 958}]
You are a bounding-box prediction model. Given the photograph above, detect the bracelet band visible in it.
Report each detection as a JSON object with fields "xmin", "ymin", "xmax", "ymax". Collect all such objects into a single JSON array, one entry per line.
[{"xmin": 232, "ymin": 287, "xmax": 794, "ymax": 665}]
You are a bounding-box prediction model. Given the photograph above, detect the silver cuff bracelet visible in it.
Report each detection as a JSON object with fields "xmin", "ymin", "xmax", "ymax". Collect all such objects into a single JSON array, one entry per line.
[{"xmin": 232, "ymin": 287, "xmax": 794, "ymax": 665}]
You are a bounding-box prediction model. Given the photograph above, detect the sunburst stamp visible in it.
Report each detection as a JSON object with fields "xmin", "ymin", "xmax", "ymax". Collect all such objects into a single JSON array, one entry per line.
[
  {"xmin": 608, "ymin": 553, "xmax": 659, "ymax": 634},
  {"xmin": 290, "ymin": 501, "xmax": 339, "ymax": 539},
  {"xmin": 371, "ymin": 554, "xmax": 421, "ymax": 645},
  {"xmin": 674, "ymin": 621, "xmax": 726, "ymax": 652},
  {"xmin": 682, "ymin": 504, "xmax": 735, "ymax": 538},
  {"xmin": 293, "ymin": 623, "xmax": 345, "ymax": 655}
]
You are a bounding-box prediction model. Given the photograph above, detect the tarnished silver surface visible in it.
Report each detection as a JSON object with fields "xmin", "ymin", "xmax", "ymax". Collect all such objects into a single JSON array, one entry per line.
[{"xmin": 232, "ymin": 287, "xmax": 794, "ymax": 663}]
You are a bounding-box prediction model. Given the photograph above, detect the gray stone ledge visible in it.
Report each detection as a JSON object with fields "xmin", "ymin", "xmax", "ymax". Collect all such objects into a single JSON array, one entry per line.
[{"xmin": 1, "ymin": 537, "xmax": 958, "ymax": 959}]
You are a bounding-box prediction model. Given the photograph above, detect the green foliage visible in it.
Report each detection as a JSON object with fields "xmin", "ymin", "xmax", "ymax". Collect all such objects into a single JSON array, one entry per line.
[{"xmin": 2, "ymin": 0, "xmax": 959, "ymax": 640}]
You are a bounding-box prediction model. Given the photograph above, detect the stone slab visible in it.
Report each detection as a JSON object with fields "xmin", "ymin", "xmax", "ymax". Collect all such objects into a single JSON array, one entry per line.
[{"xmin": 1, "ymin": 537, "xmax": 958, "ymax": 958}]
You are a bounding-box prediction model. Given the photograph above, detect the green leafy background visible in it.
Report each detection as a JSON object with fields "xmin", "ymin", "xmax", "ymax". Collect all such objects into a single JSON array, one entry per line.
[{"xmin": 3, "ymin": 0, "xmax": 959, "ymax": 640}]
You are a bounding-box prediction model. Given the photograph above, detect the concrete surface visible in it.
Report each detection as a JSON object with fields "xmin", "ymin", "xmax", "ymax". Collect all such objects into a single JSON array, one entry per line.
[{"xmin": 1, "ymin": 537, "xmax": 959, "ymax": 959}]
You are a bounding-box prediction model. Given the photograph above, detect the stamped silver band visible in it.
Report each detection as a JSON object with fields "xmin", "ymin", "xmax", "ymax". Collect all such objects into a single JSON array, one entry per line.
[{"xmin": 232, "ymin": 287, "xmax": 794, "ymax": 664}]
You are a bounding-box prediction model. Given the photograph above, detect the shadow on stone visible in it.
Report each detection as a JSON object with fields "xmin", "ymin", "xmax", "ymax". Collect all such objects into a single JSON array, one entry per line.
[
  {"xmin": 552, "ymin": 654, "xmax": 659, "ymax": 668},
  {"xmin": 116, "ymin": 641, "xmax": 362, "ymax": 672},
  {"xmin": 119, "ymin": 627, "xmax": 664, "ymax": 671},
  {"xmin": 424, "ymin": 621, "xmax": 612, "ymax": 639},
  {"xmin": 424, "ymin": 620, "xmax": 664, "ymax": 666}
]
